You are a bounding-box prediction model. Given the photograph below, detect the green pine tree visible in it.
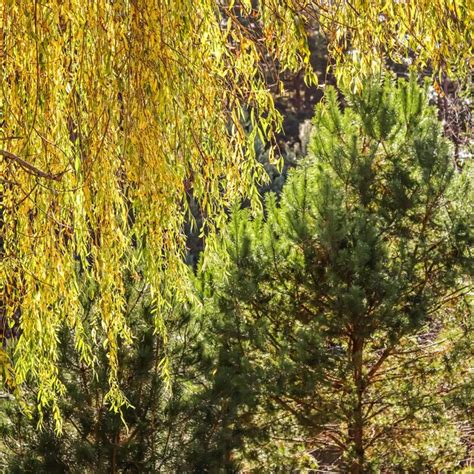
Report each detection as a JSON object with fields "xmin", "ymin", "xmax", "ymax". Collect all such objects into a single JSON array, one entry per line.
[
  {"xmin": 198, "ymin": 76, "xmax": 473, "ymax": 472},
  {"xmin": 0, "ymin": 273, "xmax": 205, "ymax": 473}
]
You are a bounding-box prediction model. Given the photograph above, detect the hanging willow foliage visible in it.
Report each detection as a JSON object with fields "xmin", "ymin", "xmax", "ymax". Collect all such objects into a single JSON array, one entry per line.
[
  {"xmin": 318, "ymin": 0, "xmax": 473, "ymax": 88},
  {"xmin": 1, "ymin": 1, "xmax": 472, "ymax": 430}
]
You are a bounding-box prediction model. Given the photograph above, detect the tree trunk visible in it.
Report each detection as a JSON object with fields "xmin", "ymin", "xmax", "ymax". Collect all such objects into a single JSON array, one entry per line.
[{"xmin": 349, "ymin": 336, "xmax": 365, "ymax": 474}]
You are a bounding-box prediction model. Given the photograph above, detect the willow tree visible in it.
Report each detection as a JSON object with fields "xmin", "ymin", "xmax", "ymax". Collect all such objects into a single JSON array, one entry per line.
[{"xmin": 1, "ymin": 1, "xmax": 472, "ymax": 428}]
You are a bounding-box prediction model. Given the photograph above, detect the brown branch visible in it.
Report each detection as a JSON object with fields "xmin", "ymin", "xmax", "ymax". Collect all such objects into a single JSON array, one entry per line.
[
  {"xmin": 366, "ymin": 346, "xmax": 393, "ymax": 383},
  {"xmin": 1, "ymin": 149, "xmax": 65, "ymax": 181}
]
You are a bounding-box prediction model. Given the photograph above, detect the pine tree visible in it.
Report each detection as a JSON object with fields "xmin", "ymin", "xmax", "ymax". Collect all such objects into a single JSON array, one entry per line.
[
  {"xmin": 199, "ymin": 76, "xmax": 473, "ymax": 472},
  {"xmin": 0, "ymin": 274, "xmax": 205, "ymax": 472}
]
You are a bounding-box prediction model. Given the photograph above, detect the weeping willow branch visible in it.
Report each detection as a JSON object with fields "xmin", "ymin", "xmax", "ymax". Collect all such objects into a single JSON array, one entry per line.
[{"xmin": 1, "ymin": 149, "xmax": 66, "ymax": 181}]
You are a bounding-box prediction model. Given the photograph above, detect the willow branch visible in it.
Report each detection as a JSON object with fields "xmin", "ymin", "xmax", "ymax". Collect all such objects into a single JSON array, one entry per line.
[{"xmin": 1, "ymin": 149, "xmax": 65, "ymax": 181}]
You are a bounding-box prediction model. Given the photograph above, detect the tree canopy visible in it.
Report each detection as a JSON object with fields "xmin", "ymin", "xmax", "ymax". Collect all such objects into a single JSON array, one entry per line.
[{"xmin": 1, "ymin": 1, "xmax": 473, "ymax": 428}]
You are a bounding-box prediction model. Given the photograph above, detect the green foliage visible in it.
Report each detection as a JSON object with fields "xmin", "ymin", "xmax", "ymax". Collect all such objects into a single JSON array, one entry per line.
[
  {"xmin": 198, "ymin": 76, "xmax": 473, "ymax": 471},
  {"xmin": 0, "ymin": 275, "xmax": 205, "ymax": 472}
]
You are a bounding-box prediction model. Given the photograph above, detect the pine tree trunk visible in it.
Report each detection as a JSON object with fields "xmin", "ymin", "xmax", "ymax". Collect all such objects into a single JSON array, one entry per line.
[{"xmin": 350, "ymin": 336, "xmax": 365, "ymax": 474}]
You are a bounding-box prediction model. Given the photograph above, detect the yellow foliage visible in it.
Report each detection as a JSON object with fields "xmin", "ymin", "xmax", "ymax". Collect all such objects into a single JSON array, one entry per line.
[{"xmin": 317, "ymin": 0, "xmax": 473, "ymax": 87}]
